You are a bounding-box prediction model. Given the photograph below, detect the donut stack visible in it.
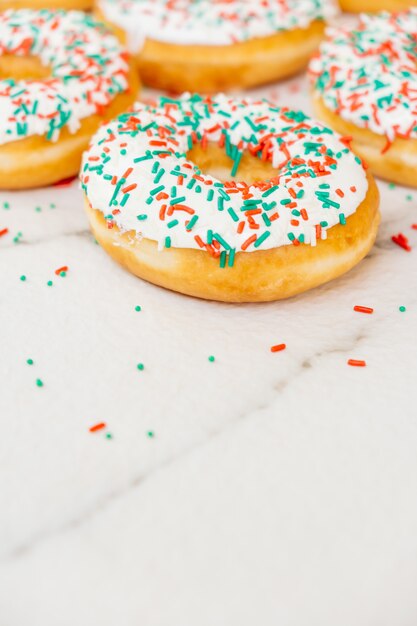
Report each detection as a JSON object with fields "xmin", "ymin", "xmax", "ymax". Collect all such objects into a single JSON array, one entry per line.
[{"xmin": 1, "ymin": 0, "xmax": 415, "ymax": 300}]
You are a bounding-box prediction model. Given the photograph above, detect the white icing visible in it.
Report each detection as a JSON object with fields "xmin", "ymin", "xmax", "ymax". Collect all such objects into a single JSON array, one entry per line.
[
  {"xmin": 98, "ymin": 0, "xmax": 336, "ymax": 51},
  {"xmin": 81, "ymin": 94, "xmax": 368, "ymax": 254}
]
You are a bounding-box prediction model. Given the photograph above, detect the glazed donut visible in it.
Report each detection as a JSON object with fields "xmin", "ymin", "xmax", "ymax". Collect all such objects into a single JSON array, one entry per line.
[
  {"xmin": 339, "ymin": 0, "xmax": 417, "ymax": 13},
  {"xmin": 81, "ymin": 94, "xmax": 380, "ymax": 302},
  {"xmin": 309, "ymin": 10, "xmax": 417, "ymax": 188},
  {"xmin": 95, "ymin": 0, "xmax": 332, "ymax": 93},
  {"xmin": 0, "ymin": 10, "xmax": 139, "ymax": 189}
]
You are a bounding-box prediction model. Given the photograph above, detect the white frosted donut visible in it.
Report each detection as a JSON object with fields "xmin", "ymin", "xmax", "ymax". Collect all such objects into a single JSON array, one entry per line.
[
  {"xmin": 81, "ymin": 94, "xmax": 380, "ymax": 302},
  {"xmin": 0, "ymin": 10, "xmax": 139, "ymax": 188},
  {"xmin": 95, "ymin": 0, "xmax": 335, "ymax": 92},
  {"xmin": 310, "ymin": 10, "xmax": 417, "ymax": 187}
]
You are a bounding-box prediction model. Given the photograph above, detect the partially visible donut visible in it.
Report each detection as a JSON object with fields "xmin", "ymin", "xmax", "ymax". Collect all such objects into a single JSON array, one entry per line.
[
  {"xmin": 81, "ymin": 94, "xmax": 380, "ymax": 302},
  {"xmin": 339, "ymin": 0, "xmax": 417, "ymax": 13},
  {"xmin": 95, "ymin": 0, "xmax": 333, "ymax": 92},
  {"xmin": 0, "ymin": 0, "xmax": 92, "ymax": 11},
  {"xmin": 310, "ymin": 10, "xmax": 417, "ymax": 187},
  {"xmin": 0, "ymin": 10, "xmax": 139, "ymax": 189}
]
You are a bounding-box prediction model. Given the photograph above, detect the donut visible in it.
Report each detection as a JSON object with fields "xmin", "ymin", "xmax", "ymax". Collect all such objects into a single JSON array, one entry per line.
[
  {"xmin": 309, "ymin": 10, "xmax": 417, "ymax": 188},
  {"xmin": 0, "ymin": 10, "xmax": 139, "ymax": 189},
  {"xmin": 339, "ymin": 0, "xmax": 417, "ymax": 13},
  {"xmin": 95, "ymin": 0, "xmax": 333, "ymax": 93},
  {"xmin": 81, "ymin": 94, "xmax": 380, "ymax": 302}
]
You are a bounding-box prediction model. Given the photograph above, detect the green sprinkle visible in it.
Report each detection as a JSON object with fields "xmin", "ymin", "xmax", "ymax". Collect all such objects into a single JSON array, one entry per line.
[
  {"xmin": 135, "ymin": 305, "xmax": 141, "ymax": 312},
  {"xmin": 208, "ymin": 355, "xmax": 215, "ymax": 362},
  {"xmin": 36, "ymin": 379, "xmax": 44, "ymax": 388},
  {"xmin": 20, "ymin": 275, "xmax": 26, "ymax": 281},
  {"xmin": 165, "ymin": 236, "xmax": 171, "ymax": 248},
  {"xmin": 399, "ymin": 306, "xmax": 406, "ymax": 312},
  {"xmin": 186, "ymin": 215, "xmax": 198, "ymax": 231},
  {"xmin": 47, "ymin": 280, "xmax": 53, "ymax": 287},
  {"xmin": 26, "ymin": 359, "xmax": 34, "ymax": 366},
  {"xmin": 105, "ymin": 433, "xmax": 113, "ymax": 440},
  {"xmin": 147, "ymin": 430, "xmax": 154, "ymax": 438},
  {"xmin": 137, "ymin": 363, "xmax": 144, "ymax": 371}
]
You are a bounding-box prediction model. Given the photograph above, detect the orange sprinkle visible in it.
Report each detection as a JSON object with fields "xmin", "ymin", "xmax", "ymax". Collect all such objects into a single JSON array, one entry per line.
[
  {"xmin": 122, "ymin": 183, "xmax": 137, "ymax": 194},
  {"xmin": 0, "ymin": 228, "xmax": 9, "ymax": 237},
  {"xmin": 194, "ymin": 235, "xmax": 205, "ymax": 248},
  {"xmin": 89, "ymin": 422, "xmax": 106, "ymax": 433},
  {"xmin": 353, "ymin": 306, "xmax": 374, "ymax": 314},
  {"xmin": 55, "ymin": 266, "xmax": 68, "ymax": 275},
  {"xmin": 347, "ymin": 359, "xmax": 366, "ymax": 367},
  {"xmin": 271, "ymin": 343, "xmax": 286, "ymax": 353},
  {"xmin": 241, "ymin": 234, "xmax": 257, "ymax": 251}
]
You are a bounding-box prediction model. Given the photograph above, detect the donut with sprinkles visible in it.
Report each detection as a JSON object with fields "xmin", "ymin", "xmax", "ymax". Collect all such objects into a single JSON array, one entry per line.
[
  {"xmin": 81, "ymin": 94, "xmax": 380, "ymax": 302},
  {"xmin": 95, "ymin": 0, "xmax": 334, "ymax": 92},
  {"xmin": 310, "ymin": 10, "xmax": 417, "ymax": 188},
  {"xmin": 0, "ymin": 10, "xmax": 139, "ymax": 189}
]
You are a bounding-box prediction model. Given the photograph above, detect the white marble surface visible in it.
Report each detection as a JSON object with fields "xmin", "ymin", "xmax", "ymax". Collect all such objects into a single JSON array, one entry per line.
[{"xmin": 1, "ymin": 75, "xmax": 417, "ymax": 626}]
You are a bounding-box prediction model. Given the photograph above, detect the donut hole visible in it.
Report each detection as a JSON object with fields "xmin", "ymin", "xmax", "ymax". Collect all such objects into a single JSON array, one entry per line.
[
  {"xmin": 187, "ymin": 143, "xmax": 277, "ymax": 185},
  {"xmin": 0, "ymin": 55, "xmax": 51, "ymax": 80}
]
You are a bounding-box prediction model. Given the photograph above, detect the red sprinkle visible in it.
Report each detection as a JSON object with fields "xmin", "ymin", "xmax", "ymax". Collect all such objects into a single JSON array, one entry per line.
[
  {"xmin": 411, "ymin": 224, "xmax": 417, "ymax": 230},
  {"xmin": 55, "ymin": 265, "xmax": 68, "ymax": 275},
  {"xmin": 271, "ymin": 343, "xmax": 286, "ymax": 353},
  {"xmin": 0, "ymin": 228, "xmax": 9, "ymax": 237},
  {"xmin": 89, "ymin": 422, "xmax": 106, "ymax": 433},
  {"xmin": 353, "ymin": 305, "xmax": 374, "ymax": 314},
  {"xmin": 347, "ymin": 359, "xmax": 366, "ymax": 367},
  {"xmin": 392, "ymin": 233, "xmax": 411, "ymax": 251}
]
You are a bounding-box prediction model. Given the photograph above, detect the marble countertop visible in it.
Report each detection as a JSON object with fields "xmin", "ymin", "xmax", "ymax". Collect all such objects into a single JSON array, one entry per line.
[{"xmin": 1, "ymin": 75, "xmax": 417, "ymax": 626}]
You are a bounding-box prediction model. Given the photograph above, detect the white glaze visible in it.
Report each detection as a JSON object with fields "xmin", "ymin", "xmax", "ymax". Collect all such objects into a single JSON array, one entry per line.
[
  {"xmin": 98, "ymin": 0, "xmax": 336, "ymax": 51},
  {"xmin": 81, "ymin": 94, "xmax": 368, "ymax": 253}
]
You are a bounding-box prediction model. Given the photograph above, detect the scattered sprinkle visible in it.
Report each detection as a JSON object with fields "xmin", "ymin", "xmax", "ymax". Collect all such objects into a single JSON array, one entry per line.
[
  {"xmin": 208, "ymin": 355, "xmax": 215, "ymax": 362},
  {"xmin": 26, "ymin": 358, "xmax": 34, "ymax": 365},
  {"xmin": 35, "ymin": 378, "xmax": 44, "ymax": 387},
  {"xmin": 55, "ymin": 266, "xmax": 68, "ymax": 275},
  {"xmin": 347, "ymin": 359, "xmax": 366, "ymax": 367},
  {"xmin": 399, "ymin": 305, "xmax": 406, "ymax": 312},
  {"xmin": 137, "ymin": 363, "xmax": 144, "ymax": 371},
  {"xmin": 89, "ymin": 422, "xmax": 106, "ymax": 433},
  {"xmin": 353, "ymin": 305, "xmax": 374, "ymax": 314},
  {"xmin": 271, "ymin": 343, "xmax": 286, "ymax": 353},
  {"xmin": 392, "ymin": 232, "xmax": 412, "ymax": 251}
]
